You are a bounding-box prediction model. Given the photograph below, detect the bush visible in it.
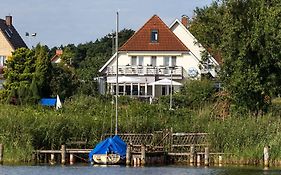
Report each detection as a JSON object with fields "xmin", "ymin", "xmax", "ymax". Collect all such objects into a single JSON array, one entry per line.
[{"xmin": 170, "ymin": 79, "xmax": 216, "ymax": 108}]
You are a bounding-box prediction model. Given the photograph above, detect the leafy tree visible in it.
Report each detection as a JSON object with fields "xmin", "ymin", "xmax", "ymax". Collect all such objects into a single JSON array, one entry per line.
[
  {"xmin": 49, "ymin": 65, "xmax": 78, "ymax": 99},
  {"xmin": 3, "ymin": 45, "xmax": 52, "ymax": 104},
  {"xmin": 4, "ymin": 48, "xmax": 35, "ymax": 104},
  {"xmin": 34, "ymin": 44, "xmax": 52, "ymax": 97},
  {"xmin": 190, "ymin": 0, "xmax": 281, "ymax": 113}
]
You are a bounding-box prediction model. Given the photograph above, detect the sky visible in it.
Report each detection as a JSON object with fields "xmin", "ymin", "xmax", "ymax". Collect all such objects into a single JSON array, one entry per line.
[{"xmin": 2, "ymin": 0, "xmax": 213, "ymax": 48}]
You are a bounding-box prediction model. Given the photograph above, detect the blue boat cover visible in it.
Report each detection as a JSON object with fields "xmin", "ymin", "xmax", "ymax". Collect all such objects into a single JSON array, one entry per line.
[
  {"xmin": 89, "ymin": 135, "xmax": 127, "ymax": 162},
  {"xmin": 40, "ymin": 98, "xmax": 56, "ymax": 106}
]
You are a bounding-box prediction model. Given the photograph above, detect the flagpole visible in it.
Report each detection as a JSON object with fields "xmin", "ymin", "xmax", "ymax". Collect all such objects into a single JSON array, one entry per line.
[{"xmin": 115, "ymin": 11, "xmax": 119, "ymax": 136}]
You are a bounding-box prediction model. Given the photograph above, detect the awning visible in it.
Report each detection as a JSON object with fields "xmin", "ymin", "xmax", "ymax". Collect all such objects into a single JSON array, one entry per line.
[
  {"xmin": 107, "ymin": 76, "xmax": 141, "ymax": 83},
  {"xmin": 148, "ymin": 78, "xmax": 183, "ymax": 86}
]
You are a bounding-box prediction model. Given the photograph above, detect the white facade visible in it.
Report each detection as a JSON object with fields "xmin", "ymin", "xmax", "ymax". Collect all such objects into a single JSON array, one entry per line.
[
  {"xmin": 99, "ymin": 16, "xmax": 220, "ymax": 98},
  {"xmin": 170, "ymin": 19, "xmax": 219, "ymax": 77}
]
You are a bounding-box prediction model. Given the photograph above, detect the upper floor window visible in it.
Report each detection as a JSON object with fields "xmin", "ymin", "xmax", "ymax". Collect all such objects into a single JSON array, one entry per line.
[
  {"xmin": 131, "ymin": 56, "xmax": 137, "ymax": 66},
  {"xmin": 171, "ymin": 56, "xmax": 177, "ymax": 66},
  {"xmin": 163, "ymin": 56, "xmax": 169, "ymax": 66},
  {"xmin": 151, "ymin": 29, "xmax": 158, "ymax": 42},
  {"xmin": 151, "ymin": 56, "xmax": 157, "ymax": 67},
  {"xmin": 138, "ymin": 56, "xmax": 144, "ymax": 66}
]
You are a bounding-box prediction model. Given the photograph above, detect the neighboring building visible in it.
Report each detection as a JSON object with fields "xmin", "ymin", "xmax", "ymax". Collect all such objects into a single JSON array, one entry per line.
[
  {"xmin": 99, "ymin": 15, "xmax": 220, "ymax": 98},
  {"xmin": 0, "ymin": 16, "xmax": 27, "ymax": 89},
  {"xmin": 51, "ymin": 49, "xmax": 63, "ymax": 64}
]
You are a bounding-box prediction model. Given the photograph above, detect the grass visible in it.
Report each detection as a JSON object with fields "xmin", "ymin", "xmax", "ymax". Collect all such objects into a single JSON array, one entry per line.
[{"xmin": 0, "ymin": 95, "xmax": 281, "ymax": 162}]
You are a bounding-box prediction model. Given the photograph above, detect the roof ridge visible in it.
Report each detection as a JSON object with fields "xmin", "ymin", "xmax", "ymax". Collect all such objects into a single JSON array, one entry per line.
[
  {"xmin": 119, "ymin": 15, "xmax": 159, "ymax": 51},
  {"xmin": 119, "ymin": 15, "xmax": 189, "ymax": 51}
]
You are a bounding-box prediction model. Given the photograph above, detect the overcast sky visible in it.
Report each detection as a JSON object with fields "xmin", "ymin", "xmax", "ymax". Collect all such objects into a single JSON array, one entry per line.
[{"xmin": 2, "ymin": 0, "xmax": 213, "ymax": 48}]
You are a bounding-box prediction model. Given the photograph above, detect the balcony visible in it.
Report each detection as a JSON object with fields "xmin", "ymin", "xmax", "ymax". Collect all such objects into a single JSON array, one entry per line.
[{"xmin": 106, "ymin": 65, "xmax": 183, "ymax": 77}]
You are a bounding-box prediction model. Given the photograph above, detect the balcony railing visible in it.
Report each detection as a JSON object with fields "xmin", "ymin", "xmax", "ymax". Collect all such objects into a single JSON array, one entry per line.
[{"xmin": 107, "ymin": 65, "xmax": 183, "ymax": 76}]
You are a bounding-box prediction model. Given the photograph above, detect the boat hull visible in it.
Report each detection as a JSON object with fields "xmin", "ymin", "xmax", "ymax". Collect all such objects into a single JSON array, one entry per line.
[{"xmin": 93, "ymin": 154, "xmax": 121, "ymax": 164}]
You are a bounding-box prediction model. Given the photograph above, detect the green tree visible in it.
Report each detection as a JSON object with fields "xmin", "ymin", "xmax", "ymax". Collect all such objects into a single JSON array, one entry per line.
[
  {"xmin": 34, "ymin": 44, "xmax": 52, "ymax": 98},
  {"xmin": 3, "ymin": 45, "xmax": 52, "ymax": 104},
  {"xmin": 190, "ymin": 0, "xmax": 281, "ymax": 113},
  {"xmin": 4, "ymin": 48, "xmax": 35, "ymax": 104},
  {"xmin": 49, "ymin": 65, "xmax": 78, "ymax": 99}
]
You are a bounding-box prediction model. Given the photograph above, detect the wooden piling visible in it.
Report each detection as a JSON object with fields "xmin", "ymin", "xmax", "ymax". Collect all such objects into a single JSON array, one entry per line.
[
  {"xmin": 204, "ymin": 147, "xmax": 209, "ymax": 166},
  {"xmin": 50, "ymin": 153, "xmax": 55, "ymax": 165},
  {"xmin": 141, "ymin": 144, "xmax": 146, "ymax": 165},
  {"xmin": 264, "ymin": 146, "xmax": 269, "ymax": 168},
  {"xmin": 190, "ymin": 145, "xmax": 195, "ymax": 165},
  {"xmin": 126, "ymin": 144, "xmax": 131, "ymax": 166},
  {"xmin": 219, "ymin": 155, "xmax": 223, "ymax": 166},
  {"xmin": 133, "ymin": 157, "xmax": 137, "ymax": 166},
  {"xmin": 61, "ymin": 145, "xmax": 66, "ymax": 165},
  {"xmin": 0, "ymin": 144, "xmax": 3, "ymax": 165},
  {"xmin": 70, "ymin": 154, "xmax": 75, "ymax": 165},
  {"xmin": 197, "ymin": 154, "xmax": 201, "ymax": 166}
]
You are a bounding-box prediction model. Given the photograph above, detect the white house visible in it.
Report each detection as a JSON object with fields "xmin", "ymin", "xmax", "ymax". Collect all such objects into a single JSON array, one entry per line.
[
  {"xmin": 0, "ymin": 16, "xmax": 27, "ymax": 89},
  {"xmin": 99, "ymin": 15, "xmax": 220, "ymax": 98}
]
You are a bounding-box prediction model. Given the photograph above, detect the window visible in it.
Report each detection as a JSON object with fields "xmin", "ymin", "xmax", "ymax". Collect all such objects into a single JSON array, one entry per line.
[
  {"xmin": 163, "ymin": 56, "xmax": 169, "ymax": 66},
  {"xmin": 131, "ymin": 56, "xmax": 137, "ymax": 66},
  {"xmin": 0, "ymin": 56, "xmax": 6, "ymax": 66},
  {"xmin": 151, "ymin": 29, "xmax": 158, "ymax": 42},
  {"xmin": 171, "ymin": 56, "xmax": 177, "ymax": 66},
  {"xmin": 138, "ymin": 56, "xmax": 144, "ymax": 66},
  {"xmin": 151, "ymin": 56, "xmax": 157, "ymax": 67}
]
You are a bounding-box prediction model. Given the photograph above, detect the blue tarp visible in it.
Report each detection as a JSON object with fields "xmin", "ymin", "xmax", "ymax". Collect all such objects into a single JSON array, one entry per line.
[
  {"xmin": 89, "ymin": 135, "xmax": 127, "ymax": 162},
  {"xmin": 40, "ymin": 98, "xmax": 56, "ymax": 106}
]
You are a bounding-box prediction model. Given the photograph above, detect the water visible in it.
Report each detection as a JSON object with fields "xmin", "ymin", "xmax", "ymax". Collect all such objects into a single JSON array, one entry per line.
[{"xmin": 0, "ymin": 165, "xmax": 280, "ymax": 175}]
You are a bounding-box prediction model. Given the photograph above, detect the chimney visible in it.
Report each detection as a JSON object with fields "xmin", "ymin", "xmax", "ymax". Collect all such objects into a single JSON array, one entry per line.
[
  {"xmin": 5, "ymin": 16, "xmax": 12, "ymax": 26},
  {"xmin": 56, "ymin": 49, "xmax": 63, "ymax": 55},
  {"xmin": 181, "ymin": 15, "xmax": 189, "ymax": 28}
]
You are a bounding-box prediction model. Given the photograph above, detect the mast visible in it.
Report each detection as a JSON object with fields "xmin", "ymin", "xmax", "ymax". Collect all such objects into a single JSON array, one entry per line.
[{"xmin": 115, "ymin": 11, "xmax": 119, "ymax": 136}]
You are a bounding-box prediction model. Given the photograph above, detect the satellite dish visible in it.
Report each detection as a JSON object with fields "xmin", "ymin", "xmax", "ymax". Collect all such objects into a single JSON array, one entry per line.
[{"xmin": 188, "ymin": 67, "xmax": 198, "ymax": 78}]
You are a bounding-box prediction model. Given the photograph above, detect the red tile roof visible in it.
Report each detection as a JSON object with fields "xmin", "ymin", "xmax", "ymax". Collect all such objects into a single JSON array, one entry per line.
[{"xmin": 120, "ymin": 15, "xmax": 189, "ymax": 52}]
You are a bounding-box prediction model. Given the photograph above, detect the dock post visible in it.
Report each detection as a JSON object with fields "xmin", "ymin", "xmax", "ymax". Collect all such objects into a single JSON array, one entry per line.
[
  {"xmin": 219, "ymin": 155, "xmax": 223, "ymax": 166},
  {"xmin": 141, "ymin": 144, "xmax": 146, "ymax": 166},
  {"xmin": 197, "ymin": 154, "xmax": 201, "ymax": 166},
  {"xmin": 0, "ymin": 144, "xmax": 3, "ymax": 165},
  {"xmin": 133, "ymin": 157, "xmax": 137, "ymax": 166},
  {"xmin": 190, "ymin": 145, "xmax": 195, "ymax": 165},
  {"xmin": 204, "ymin": 147, "xmax": 209, "ymax": 166},
  {"xmin": 70, "ymin": 154, "xmax": 75, "ymax": 165},
  {"xmin": 126, "ymin": 144, "xmax": 131, "ymax": 166},
  {"xmin": 50, "ymin": 153, "xmax": 55, "ymax": 165},
  {"xmin": 264, "ymin": 146, "xmax": 269, "ymax": 168},
  {"xmin": 61, "ymin": 145, "xmax": 66, "ymax": 165}
]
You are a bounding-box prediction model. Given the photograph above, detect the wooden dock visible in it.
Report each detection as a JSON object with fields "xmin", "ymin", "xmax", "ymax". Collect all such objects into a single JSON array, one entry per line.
[
  {"xmin": 33, "ymin": 130, "xmax": 226, "ymax": 166},
  {"xmin": 33, "ymin": 147, "xmax": 92, "ymax": 165}
]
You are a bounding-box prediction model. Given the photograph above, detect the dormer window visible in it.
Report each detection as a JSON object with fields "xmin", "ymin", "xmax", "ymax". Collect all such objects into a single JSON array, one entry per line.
[{"xmin": 151, "ymin": 29, "xmax": 158, "ymax": 42}]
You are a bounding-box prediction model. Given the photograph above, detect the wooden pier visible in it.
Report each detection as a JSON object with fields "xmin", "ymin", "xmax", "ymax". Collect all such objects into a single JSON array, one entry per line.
[
  {"xmin": 32, "ymin": 130, "xmax": 226, "ymax": 166},
  {"xmin": 33, "ymin": 147, "xmax": 92, "ymax": 165}
]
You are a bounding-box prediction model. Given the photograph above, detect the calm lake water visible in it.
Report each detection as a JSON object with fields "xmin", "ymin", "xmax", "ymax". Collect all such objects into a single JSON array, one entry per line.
[{"xmin": 0, "ymin": 165, "xmax": 280, "ymax": 175}]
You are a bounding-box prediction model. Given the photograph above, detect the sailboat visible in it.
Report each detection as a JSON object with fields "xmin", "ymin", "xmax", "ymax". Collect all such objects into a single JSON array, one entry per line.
[
  {"xmin": 89, "ymin": 135, "xmax": 126, "ymax": 164},
  {"xmin": 89, "ymin": 11, "xmax": 126, "ymax": 165}
]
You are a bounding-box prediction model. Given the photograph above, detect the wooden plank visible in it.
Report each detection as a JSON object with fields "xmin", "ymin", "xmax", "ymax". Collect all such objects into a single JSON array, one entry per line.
[
  {"xmin": 168, "ymin": 153, "xmax": 190, "ymax": 156},
  {"xmin": 34, "ymin": 149, "xmax": 92, "ymax": 154},
  {"xmin": 172, "ymin": 144, "xmax": 209, "ymax": 147},
  {"xmin": 172, "ymin": 133, "xmax": 208, "ymax": 136}
]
